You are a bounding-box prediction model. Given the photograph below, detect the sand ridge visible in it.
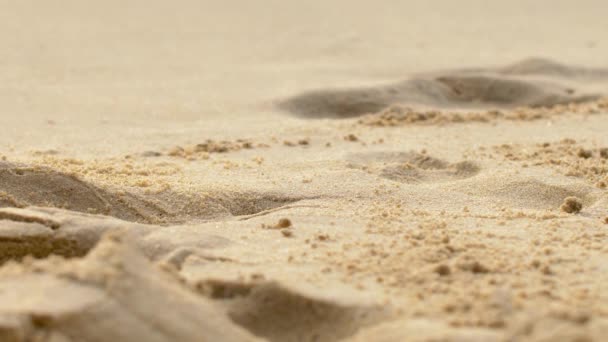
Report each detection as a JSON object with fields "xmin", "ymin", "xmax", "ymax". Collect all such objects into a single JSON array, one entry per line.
[{"xmin": 278, "ymin": 58, "xmax": 608, "ymax": 119}]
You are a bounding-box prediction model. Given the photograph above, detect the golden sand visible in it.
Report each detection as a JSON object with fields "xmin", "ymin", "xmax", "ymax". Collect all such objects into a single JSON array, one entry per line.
[{"xmin": 1, "ymin": 1, "xmax": 608, "ymax": 341}]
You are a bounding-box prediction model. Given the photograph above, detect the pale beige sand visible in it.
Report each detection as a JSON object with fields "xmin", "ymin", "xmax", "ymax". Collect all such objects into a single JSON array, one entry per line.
[{"xmin": 1, "ymin": 1, "xmax": 608, "ymax": 341}]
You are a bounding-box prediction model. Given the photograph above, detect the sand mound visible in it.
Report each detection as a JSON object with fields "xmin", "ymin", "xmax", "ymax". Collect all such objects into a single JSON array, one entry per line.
[
  {"xmin": 0, "ymin": 162, "xmax": 171, "ymax": 224},
  {"xmin": 278, "ymin": 58, "xmax": 607, "ymax": 118},
  {"xmin": 196, "ymin": 280, "xmax": 390, "ymax": 342},
  {"xmin": 0, "ymin": 207, "xmax": 231, "ymax": 264},
  {"xmin": 0, "ymin": 161, "xmax": 308, "ymax": 225},
  {"xmin": 436, "ymin": 75, "xmax": 596, "ymax": 107},
  {"xmin": 347, "ymin": 151, "xmax": 480, "ymax": 184},
  {"xmin": 0, "ymin": 232, "xmax": 261, "ymax": 342}
]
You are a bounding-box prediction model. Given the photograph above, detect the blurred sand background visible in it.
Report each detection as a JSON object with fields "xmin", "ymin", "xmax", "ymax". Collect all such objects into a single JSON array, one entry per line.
[{"xmin": 1, "ymin": 1, "xmax": 608, "ymax": 341}]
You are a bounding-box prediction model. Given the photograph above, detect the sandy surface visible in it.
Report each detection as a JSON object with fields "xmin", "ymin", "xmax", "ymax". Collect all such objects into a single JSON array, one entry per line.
[{"xmin": 1, "ymin": 1, "xmax": 608, "ymax": 341}]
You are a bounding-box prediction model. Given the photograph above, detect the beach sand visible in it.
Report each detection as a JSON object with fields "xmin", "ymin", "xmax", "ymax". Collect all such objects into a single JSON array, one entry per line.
[{"xmin": 1, "ymin": 1, "xmax": 607, "ymax": 341}]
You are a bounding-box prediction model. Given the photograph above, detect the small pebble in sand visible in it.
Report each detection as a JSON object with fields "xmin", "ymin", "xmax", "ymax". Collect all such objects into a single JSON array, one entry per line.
[
  {"xmin": 541, "ymin": 265, "xmax": 553, "ymax": 275},
  {"xmin": 344, "ymin": 134, "xmax": 358, "ymax": 142},
  {"xmin": 576, "ymin": 148, "xmax": 593, "ymax": 159},
  {"xmin": 435, "ymin": 264, "xmax": 451, "ymax": 276},
  {"xmin": 603, "ymin": 217, "xmax": 608, "ymax": 224},
  {"xmin": 281, "ymin": 229, "xmax": 293, "ymax": 237},
  {"xmin": 277, "ymin": 218, "xmax": 292, "ymax": 228},
  {"xmin": 469, "ymin": 261, "xmax": 489, "ymax": 274},
  {"xmin": 316, "ymin": 234, "xmax": 329, "ymax": 241},
  {"xmin": 561, "ymin": 196, "xmax": 583, "ymax": 214}
]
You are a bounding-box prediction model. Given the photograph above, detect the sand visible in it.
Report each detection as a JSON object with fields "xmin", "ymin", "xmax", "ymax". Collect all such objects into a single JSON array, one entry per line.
[{"xmin": 1, "ymin": 1, "xmax": 608, "ymax": 341}]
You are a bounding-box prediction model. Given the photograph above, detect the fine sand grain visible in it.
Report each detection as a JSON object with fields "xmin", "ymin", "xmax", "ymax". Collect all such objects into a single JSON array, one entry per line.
[{"xmin": 1, "ymin": 1, "xmax": 608, "ymax": 341}]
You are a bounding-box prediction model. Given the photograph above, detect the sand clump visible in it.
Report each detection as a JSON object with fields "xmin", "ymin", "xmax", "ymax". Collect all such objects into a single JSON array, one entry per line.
[
  {"xmin": 481, "ymin": 139, "xmax": 608, "ymax": 188},
  {"xmin": 166, "ymin": 139, "xmax": 267, "ymax": 160},
  {"xmin": 344, "ymin": 134, "xmax": 359, "ymax": 142},
  {"xmin": 165, "ymin": 138, "xmax": 312, "ymax": 161},
  {"xmin": 434, "ymin": 264, "xmax": 451, "ymax": 276},
  {"xmin": 276, "ymin": 218, "xmax": 292, "ymax": 228},
  {"xmin": 357, "ymin": 97, "xmax": 608, "ymax": 127},
  {"xmin": 560, "ymin": 196, "xmax": 583, "ymax": 214},
  {"xmin": 24, "ymin": 155, "xmax": 181, "ymax": 193},
  {"xmin": 283, "ymin": 138, "xmax": 310, "ymax": 147}
]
